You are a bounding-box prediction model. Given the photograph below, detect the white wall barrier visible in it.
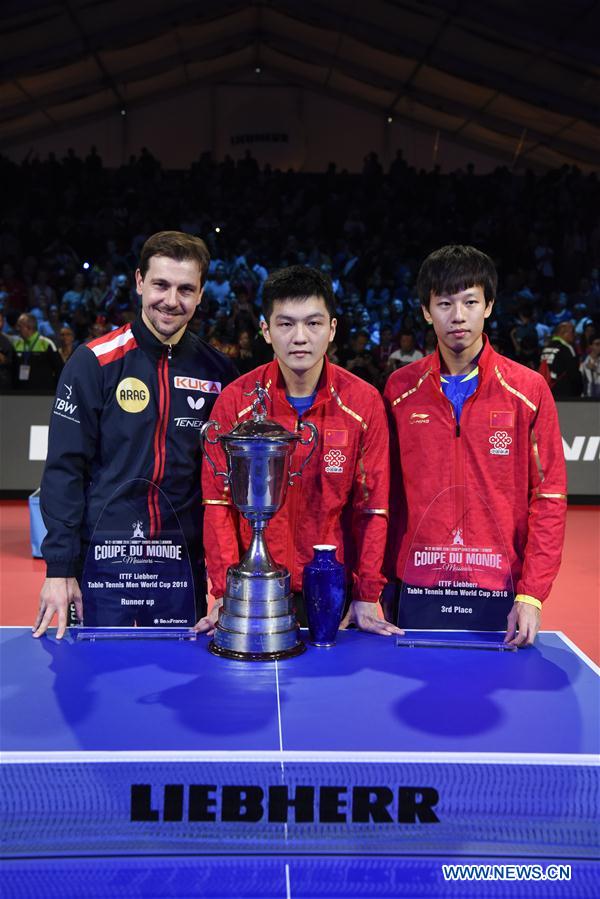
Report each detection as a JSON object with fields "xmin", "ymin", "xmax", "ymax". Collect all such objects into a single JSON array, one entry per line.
[{"xmin": 0, "ymin": 395, "xmax": 598, "ymax": 499}]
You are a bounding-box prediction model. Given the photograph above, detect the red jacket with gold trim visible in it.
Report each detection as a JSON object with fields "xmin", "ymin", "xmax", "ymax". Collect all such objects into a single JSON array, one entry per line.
[
  {"xmin": 383, "ymin": 338, "xmax": 567, "ymax": 603},
  {"xmin": 202, "ymin": 357, "xmax": 389, "ymax": 601}
]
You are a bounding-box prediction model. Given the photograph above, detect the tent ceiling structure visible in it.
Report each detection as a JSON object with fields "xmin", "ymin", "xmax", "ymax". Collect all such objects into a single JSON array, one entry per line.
[{"xmin": 0, "ymin": 0, "xmax": 598, "ymax": 170}]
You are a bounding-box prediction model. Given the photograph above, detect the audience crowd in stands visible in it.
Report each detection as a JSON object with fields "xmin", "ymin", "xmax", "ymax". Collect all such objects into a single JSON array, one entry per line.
[{"xmin": 0, "ymin": 146, "xmax": 599, "ymax": 398}]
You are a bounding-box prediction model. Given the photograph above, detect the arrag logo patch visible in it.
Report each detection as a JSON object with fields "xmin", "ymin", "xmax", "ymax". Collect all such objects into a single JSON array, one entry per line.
[
  {"xmin": 174, "ymin": 376, "xmax": 221, "ymax": 394},
  {"xmin": 324, "ymin": 449, "xmax": 346, "ymax": 473},
  {"xmin": 187, "ymin": 396, "xmax": 205, "ymax": 410},
  {"xmin": 490, "ymin": 411, "xmax": 514, "ymax": 429},
  {"xmin": 489, "ymin": 430, "xmax": 512, "ymax": 456},
  {"xmin": 410, "ymin": 412, "xmax": 430, "ymax": 424},
  {"xmin": 116, "ymin": 377, "xmax": 150, "ymax": 413}
]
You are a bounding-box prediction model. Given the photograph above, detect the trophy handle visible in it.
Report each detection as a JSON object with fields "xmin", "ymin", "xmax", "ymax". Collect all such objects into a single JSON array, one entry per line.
[
  {"xmin": 288, "ymin": 421, "xmax": 319, "ymax": 485},
  {"xmin": 199, "ymin": 421, "xmax": 230, "ymax": 483}
]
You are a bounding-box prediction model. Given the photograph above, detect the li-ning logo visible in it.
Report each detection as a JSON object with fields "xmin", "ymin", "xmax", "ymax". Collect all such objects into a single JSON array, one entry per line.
[
  {"xmin": 489, "ymin": 430, "xmax": 512, "ymax": 456},
  {"xmin": 324, "ymin": 449, "xmax": 346, "ymax": 473},
  {"xmin": 187, "ymin": 396, "xmax": 205, "ymax": 410},
  {"xmin": 410, "ymin": 412, "xmax": 430, "ymax": 424},
  {"xmin": 132, "ymin": 520, "xmax": 145, "ymax": 539}
]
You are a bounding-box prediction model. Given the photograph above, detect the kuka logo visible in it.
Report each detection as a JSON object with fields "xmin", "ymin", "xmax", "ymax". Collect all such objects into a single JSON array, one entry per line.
[{"xmin": 174, "ymin": 377, "xmax": 221, "ymax": 394}]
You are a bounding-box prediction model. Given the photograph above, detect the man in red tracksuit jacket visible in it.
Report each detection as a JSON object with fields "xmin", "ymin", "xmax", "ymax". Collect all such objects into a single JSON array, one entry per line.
[
  {"xmin": 384, "ymin": 245, "xmax": 567, "ymax": 646},
  {"xmin": 197, "ymin": 265, "xmax": 401, "ymax": 636}
]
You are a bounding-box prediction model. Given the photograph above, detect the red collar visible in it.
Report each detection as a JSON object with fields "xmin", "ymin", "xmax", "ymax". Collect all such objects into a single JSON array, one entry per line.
[
  {"xmin": 431, "ymin": 334, "xmax": 495, "ymax": 378},
  {"xmin": 264, "ymin": 356, "xmax": 334, "ymax": 414}
]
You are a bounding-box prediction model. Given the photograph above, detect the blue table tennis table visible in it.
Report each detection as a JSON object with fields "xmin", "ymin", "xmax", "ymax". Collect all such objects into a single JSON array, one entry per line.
[{"xmin": 1, "ymin": 626, "xmax": 598, "ymax": 898}]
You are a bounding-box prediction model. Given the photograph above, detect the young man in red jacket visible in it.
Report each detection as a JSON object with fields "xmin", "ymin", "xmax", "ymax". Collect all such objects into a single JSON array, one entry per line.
[
  {"xmin": 384, "ymin": 245, "xmax": 566, "ymax": 646},
  {"xmin": 196, "ymin": 265, "xmax": 401, "ymax": 636}
]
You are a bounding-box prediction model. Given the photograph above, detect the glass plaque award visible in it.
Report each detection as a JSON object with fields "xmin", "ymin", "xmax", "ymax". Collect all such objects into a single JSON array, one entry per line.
[
  {"xmin": 76, "ymin": 478, "xmax": 197, "ymax": 638},
  {"xmin": 397, "ymin": 486, "xmax": 514, "ymax": 634}
]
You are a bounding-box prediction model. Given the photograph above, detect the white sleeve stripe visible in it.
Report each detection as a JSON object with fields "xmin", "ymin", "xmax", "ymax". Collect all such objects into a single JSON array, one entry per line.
[{"xmin": 90, "ymin": 329, "xmax": 135, "ymax": 358}]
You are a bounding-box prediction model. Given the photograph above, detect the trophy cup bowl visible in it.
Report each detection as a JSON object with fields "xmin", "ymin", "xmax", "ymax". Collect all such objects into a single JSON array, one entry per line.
[{"xmin": 200, "ymin": 385, "xmax": 318, "ymax": 660}]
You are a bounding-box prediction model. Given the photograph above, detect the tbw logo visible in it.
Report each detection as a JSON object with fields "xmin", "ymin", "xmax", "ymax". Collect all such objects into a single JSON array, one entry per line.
[
  {"xmin": 55, "ymin": 398, "xmax": 77, "ymax": 415},
  {"xmin": 562, "ymin": 436, "xmax": 600, "ymax": 461}
]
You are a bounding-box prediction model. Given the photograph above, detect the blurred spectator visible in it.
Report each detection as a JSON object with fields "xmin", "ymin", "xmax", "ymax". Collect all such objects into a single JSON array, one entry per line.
[
  {"xmin": 345, "ymin": 331, "xmax": 379, "ymax": 385},
  {"xmin": 388, "ymin": 331, "xmax": 424, "ymax": 370},
  {"xmin": 90, "ymin": 271, "xmax": 113, "ymax": 310},
  {"xmin": 372, "ymin": 325, "xmax": 398, "ymax": 373},
  {"xmin": 12, "ymin": 312, "xmax": 61, "ymax": 390},
  {"xmin": 57, "ymin": 325, "xmax": 76, "ymax": 366},
  {"xmin": 510, "ymin": 303, "xmax": 540, "ymax": 367},
  {"xmin": 576, "ymin": 319, "xmax": 596, "ymax": 357},
  {"xmin": 231, "ymin": 286, "xmax": 259, "ymax": 335},
  {"xmin": 62, "ymin": 272, "xmax": 92, "ymax": 314},
  {"xmin": 423, "ymin": 327, "xmax": 437, "ymax": 356},
  {"xmin": 29, "ymin": 268, "xmax": 57, "ymax": 310},
  {"xmin": 203, "ymin": 262, "xmax": 231, "ymax": 307},
  {"xmin": 539, "ymin": 322, "xmax": 583, "ymax": 398},
  {"xmin": 38, "ymin": 305, "xmax": 62, "ymax": 342},
  {"xmin": 0, "ymin": 310, "xmax": 15, "ymax": 389},
  {"xmin": 235, "ymin": 329, "xmax": 261, "ymax": 375},
  {"xmin": 104, "ymin": 274, "xmax": 134, "ymax": 326},
  {"xmin": 1, "ymin": 146, "xmax": 599, "ymax": 400},
  {"xmin": 0, "ymin": 263, "xmax": 27, "ymax": 317},
  {"xmin": 88, "ymin": 315, "xmax": 111, "ymax": 341},
  {"xmin": 581, "ymin": 337, "xmax": 600, "ymax": 398}
]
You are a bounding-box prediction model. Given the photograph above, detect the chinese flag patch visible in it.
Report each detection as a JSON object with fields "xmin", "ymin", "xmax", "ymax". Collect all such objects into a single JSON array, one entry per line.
[
  {"xmin": 490, "ymin": 411, "xmax": 514, "ymax": 428},
  {"xmin": 324, "ymin": 429, "xmax": 348, "ymax": 446}
]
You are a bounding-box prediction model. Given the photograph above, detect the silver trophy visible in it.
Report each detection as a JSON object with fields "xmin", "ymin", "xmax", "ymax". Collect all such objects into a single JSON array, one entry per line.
[{"xmin": 200, "ymin": 384, "xmax": 318, "ymax": 660}]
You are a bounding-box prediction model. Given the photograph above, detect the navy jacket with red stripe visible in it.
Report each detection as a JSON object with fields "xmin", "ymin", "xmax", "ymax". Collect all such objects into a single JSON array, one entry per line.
[{"xmin": 41, "ymin": 316, "xmax": 238, "ymax": 577}]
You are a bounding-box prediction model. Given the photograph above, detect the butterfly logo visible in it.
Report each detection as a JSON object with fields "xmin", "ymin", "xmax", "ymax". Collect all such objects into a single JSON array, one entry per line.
[{"xmin": 187, "ymin": 396, "xmax": 205, "ymax": 410}]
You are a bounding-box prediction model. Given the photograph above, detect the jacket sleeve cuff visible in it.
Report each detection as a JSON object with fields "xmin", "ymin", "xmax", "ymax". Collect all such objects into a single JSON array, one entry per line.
[
  {"xmin": 352, "ymin": 579, "xmax": 383, "ymax": 603},
  {"xmin": 515, "ymin": 594, "xmax": 542, "ymax": 610},
  {"xmin": 45, "ymin": 561, "xmax": 80, "ymax": 578}
]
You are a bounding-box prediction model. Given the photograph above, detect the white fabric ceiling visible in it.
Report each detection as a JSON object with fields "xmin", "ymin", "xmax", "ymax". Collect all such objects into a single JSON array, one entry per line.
[{"xmin": 0, "ymin": 0, "xmax": 598, "ymax": 169}]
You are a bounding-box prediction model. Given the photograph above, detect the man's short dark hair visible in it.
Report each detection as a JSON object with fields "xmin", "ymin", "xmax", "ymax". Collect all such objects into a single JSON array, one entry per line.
[
  {"xmin": 417, "ymin": 245, "xmax": 497, "ymax": 309},
  {"xmin": 139, "ymin": 231, "xmax": 211, "ymax": 286},
  {"xmin": 262, "ymin": 265, "xmax": 336, "ymax": 323}
]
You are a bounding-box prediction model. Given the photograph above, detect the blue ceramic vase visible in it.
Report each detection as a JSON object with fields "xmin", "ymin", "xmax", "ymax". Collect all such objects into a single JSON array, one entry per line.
[{"xmin": 302, "ymin": 545, "xmax": 346, "ymax": 646}]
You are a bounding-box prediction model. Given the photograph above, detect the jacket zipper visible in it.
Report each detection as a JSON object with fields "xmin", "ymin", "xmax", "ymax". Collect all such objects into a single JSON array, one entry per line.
[
  {"xmin": 148, "ymin": 348, "xmax": 171, "ymax": 537},
  {"xmin": 450, "ymin": 383, "xmax": 479, "ymax": 544},
  {"xmin": 286, "ymin": 408, "xmax": 304, "ymax": 586}
]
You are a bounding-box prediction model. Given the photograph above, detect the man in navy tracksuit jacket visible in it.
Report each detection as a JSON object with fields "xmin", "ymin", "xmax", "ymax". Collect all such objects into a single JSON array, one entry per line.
[{"xmin": 33, "ymin": 231, "xmax": 237, "ymax": 637}]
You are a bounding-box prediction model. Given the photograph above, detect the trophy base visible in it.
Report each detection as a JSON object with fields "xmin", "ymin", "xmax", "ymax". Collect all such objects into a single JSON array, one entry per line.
[
  {"xmin": 209, "ymin": 568, "xmax": 306, "ymax": 661},
  {"xmin": 208, "ymin": 639, "xmax": 306, "ymax": 662}
]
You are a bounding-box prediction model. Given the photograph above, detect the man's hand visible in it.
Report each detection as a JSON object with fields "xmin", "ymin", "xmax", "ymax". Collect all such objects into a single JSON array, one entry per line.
[
  {"xmin": 505, "ymin": 601, "xmax": 540, "ymax": 648},
  {"xmin": 340, "ymin": 600, "xmax": 404, "ymax": 637},
  {"xmin": 193, "ymin": 598, "xmax": 223, "ymax": 636},
  {"xmin": 32, "ymin": 577, "xmax": 82, "ymax": 640}
]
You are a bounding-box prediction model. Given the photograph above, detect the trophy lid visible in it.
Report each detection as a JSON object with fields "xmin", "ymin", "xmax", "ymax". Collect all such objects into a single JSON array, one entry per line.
[
  {"xmin": 221, "ymin": 382, "xmax": 300, "ymax": 443},
  {"xmin": 225, "ymin": 417, "xmax": 300, "ymax": 442}
]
